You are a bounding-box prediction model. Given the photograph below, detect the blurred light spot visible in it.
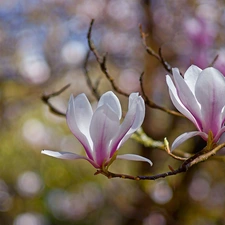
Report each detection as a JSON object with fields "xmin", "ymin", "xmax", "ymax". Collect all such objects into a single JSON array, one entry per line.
[
  {"xmin": 47, "ymin": 189, "xmax": 88, "ymax": 220},
  {"xmin": 82, "ymin": 182, "xmax": 104, "ymax": 208},
  {"xmin": 206, "ymin": 183, "xmax": 225, "ymax": 207},
  {"xmin": 143, "ymin": 212, "xmax": 166, "ymax": 225},
  {"xmin": 102, "ymin": 31, "xmax": 135, "ymax": 55},
  {"xmin": 106, "ymin": 0, "xmax": 138, "ymax": 29},
  {"xmin": 13, "ymin": 212, "xmax": 48, "ymax": 225},
  {"xmin": 61, "ymin": 41, "xmax": 87, "ymax": 65},
  {"xmin": 16, "ymin": 171, "xmax": 43, "ymax": 197},
  {"xmin": 197, "ymin": 4, "xmax": 218, "ymax": 21},
  {"xmin": 188, "ymin": 176, "xmax": 210, "ymax": 201},
  {"xmin": 0, "ymin": 180, "xmax": 13, "ymax": 212},
  {"xmin": 191, "ymin": 217, "xmax": 216, "ymax": 225},
  {"xmin": 76, "ymin": 0, "xmax": 106, "ymax": 19},
  {"xmin": 60, "ymin": 135, "xmax": 82, "ymax": 155},
  {"xmin": 19, "ymin": 55, "xmax": 50, "ymax": 84},
  {"xmin": 150, "ymin": 181, "xmax": 173, "ymax": 204},
  {"xmin": 22, "ymin": 119, "xmax": 49, "ymax": 146},
  {"xmin": 153, "ymin": 7, "xmax": 174, "ymax": 31},
  {"xmin": 184, "ymin": 17, "xmax": 216, "ymax": 47},
  {"xmin": 119, "ymin": 69, "xmax": 140, "ymax": 93}
]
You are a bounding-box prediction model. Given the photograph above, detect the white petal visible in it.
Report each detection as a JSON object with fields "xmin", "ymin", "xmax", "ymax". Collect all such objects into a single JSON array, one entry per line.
[
  {"xmin": 184, "ymin": 65, "xmax": 202, "ymax": 93},
  {"xmin": 117, "ymin": 154, "xmax": 153, "ymax": 166},
  {"xmin": 195, "ymin": 67, "xmax": 225, "ymax": 135},
  {"xmin": 42, "ymin": 149, "xmax": 87, "ymax": 159},
  {"xmin": 120, "ymin": 94, "xmax": 145, "ymax": 144},
  {"xmin": 66, "ymin": 94, "xmax": 93, "ymax": 159},
  {"xmin": 171, "ymin": 131, "xmax": 208, "ymax": 151},
  {"xmin": 97, "ymin": 91, "xmax": 122, "ymax": 119},
  {"xmin": 90, "ymin": 105, "xmax": 120, "ymax": 166},
  {"xmin": 110, "ymin": 93, "xmax": 145, "ymax": 156},
  {"xmin": 172, "ymin": 68, "xmax": 201, "ymax": 122},
  {"xmin": 41, "ymin": 150, "xmax": 99, "ymax": 168},
  {"xmin": 166, "ymin": 75, "xmax": 201, "ymax": 130}
]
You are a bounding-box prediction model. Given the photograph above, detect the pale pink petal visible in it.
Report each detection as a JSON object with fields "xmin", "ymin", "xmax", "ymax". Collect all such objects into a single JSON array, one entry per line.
[
  {"xmin": 117, "ymin": 154, "xmax": 153, "ymax": 166},
  {"xmin": 195, "ymin": 67, "xmax": 225, "ymax": 135},
  {"xmin": 171, "ymin": 131, "xmax": 208, "ymax": 151},
  {"xmin": 172, "ymin": 68, "xmax": 201, "ymax": 123},
  {"xmin": 90, "ymin": 105, "xmax": 120, "ymax": 166},
  {"xmin": 166, "ymin": 75, "xmax": 201, "ymax": 130},
  {"xmin": 184, "ymin": 65, "xmax": 202, "ymax": 93},
  {"xmin": 66, "ymin": 94, "xmax": 93, "ymax": 160},
  {"xmin": 41, "ymin": 150, "xmax": 99, "ymax": 168},
  {"xmin": 97, "ymin": 91, "xmax": 122, "ymax": 119},
  {"xmin": 119, "ymin": 94, "xmax": 145, "ymax": 147},
  {"xmin": 110, "ymin": 93, "xmax": 145, "ymax": 156}
]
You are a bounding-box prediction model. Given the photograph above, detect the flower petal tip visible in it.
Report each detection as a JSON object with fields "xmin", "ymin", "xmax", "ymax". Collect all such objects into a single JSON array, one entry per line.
[{"xmin": 117, "ymin": 154, "xmax": 153, "ymax": 166}]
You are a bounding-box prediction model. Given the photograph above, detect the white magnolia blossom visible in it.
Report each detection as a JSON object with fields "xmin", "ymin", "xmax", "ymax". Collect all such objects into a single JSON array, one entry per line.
[
  {"xmin": 42, "ymin": 91, "xmax": 152, "ymax": 168},
  {"xmin": 166, "ymin": 65, "xmax": 225, "ymax": 150}
]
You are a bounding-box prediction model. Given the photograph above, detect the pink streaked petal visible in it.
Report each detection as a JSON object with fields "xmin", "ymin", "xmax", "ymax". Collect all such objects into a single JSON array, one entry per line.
[
  {"xmin": 41, "ymin": 150, "xmax": 99, "ymax": 168},
  {"xmin": 183, "ymin": 65, "xmax": 202, "ymax": 93},
  {"xmin": 90, "ymin": 105, "xmax": 120, "ymax": 166},
  {"xmin": 171, "ymin": 131, "xmax": 208, "ymax": 151},
  {"xmin": 110, "ymin": 94, "xmax": 145, "ymax": 157},
  {"xmin": 166, "ymin": 76, "xmax": 202, "ymax": 131},
  {"xmin": 117, "ymin": 154, "xmax": 153, "ymax": 166},
  {"xmin": 97, "ymin": 91, "xmax": 122, "ymax": 120},
  {"xmin": 172, "ymin": 68, "xmax": 201, "ymax": 122},
  {"xmin": 118, "ymin": 94, "xmax": 145, "ymax": 147},
  {"xmin": 195, "ymin": 67, "xmax": 225, "ymax": 135},
  {"xmin": 221, "ymin": 106, "xmax": 225, "ymax": 126},
  {"xmin": 66, "ymin": 94, "xmax": 93, "ymax": 160}
]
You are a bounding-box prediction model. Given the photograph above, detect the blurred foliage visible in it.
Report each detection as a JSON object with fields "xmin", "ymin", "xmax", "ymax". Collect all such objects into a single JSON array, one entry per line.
[{"xmin": 0, "ymin": 0, "xmax": 225, "ymax": 225}]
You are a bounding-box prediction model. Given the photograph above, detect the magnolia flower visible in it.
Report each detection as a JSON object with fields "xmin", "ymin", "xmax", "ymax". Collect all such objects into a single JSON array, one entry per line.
[
  {"xmin": 42, "ymin": 91, "xmax": 152, "ymax": 168},
  {"xmin": 166, "ymin": 65, "xmax": 225, "ymax": 150}
]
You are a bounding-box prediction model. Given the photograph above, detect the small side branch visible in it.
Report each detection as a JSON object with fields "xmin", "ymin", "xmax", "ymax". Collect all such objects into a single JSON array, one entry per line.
[
  {"xmin": 87, "ymin": 19, "xmax": 129, "ymax": 98},
  {"xmin": 139, "ymin": 72, "xmax": 184, "ymax": 117},
  {"xmin": 41, "ymin": 84, "xmax": 70, "ymax": 117},
  {"xmin": 139, "ymin": 24, "xmax": 172, "ymax": 74},
  {"xmin": 87, "ymin": 19, "xmax": 183, "ymax": 117},
  {"xmin": 209, "ymin": 54, "xmax": 219, "ymax": 67},
  {"xmin": 83, "ymin": 50, "xmax": 101, "ymax": 100}
]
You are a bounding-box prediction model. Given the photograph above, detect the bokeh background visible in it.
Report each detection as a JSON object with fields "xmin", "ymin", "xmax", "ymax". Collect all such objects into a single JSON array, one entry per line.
[{"xmin": 1, "ymin": 0, "xmax": 225, "ymax": 224}]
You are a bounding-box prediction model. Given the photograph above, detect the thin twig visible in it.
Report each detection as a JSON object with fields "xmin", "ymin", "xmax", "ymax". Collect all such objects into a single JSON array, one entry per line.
[
  {"xmin": 95, "ymin": 142, "xmax": 225, "ymax": 180},
  {"xmin": 87, "ymin": 20, "xmax": 129, "ymax": 97},
  {"xmin": 139, "ymin": 72, "xmax": 184, "ymax": 117},
  {"xmin": 41, "ymin": 84, "xmax": 70, "ymax": 117},
  {"xmin": 209, "ymin": 54, "xmax": 219, "ymax": 67},
  {"xmin": 158, "ymin": 47, "xmax": 172, "ymax": 73},
  {"xmin": 87, "ymin": 19, "xmax": 184, "ymax": 117},
  {"xmin": 83, "ymin": 50, "xmax": 101, "ymax": 100},
  {"xmin": 139, "ymin": 24, "xmax": 172, "ymax": 74}
]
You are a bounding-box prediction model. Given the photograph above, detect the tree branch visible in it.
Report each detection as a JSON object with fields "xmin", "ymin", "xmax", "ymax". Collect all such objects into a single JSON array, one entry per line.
[
  {"xmin": 139, "ymin": 24, "xmax": 172, "ymax": 74},
  {"xmin": 139, "ymin": 72, "xmax": 184, "ymax": 117},
  {"xmin": 41, "ymin": 84, "xmax": 70, "ymax": 117},
  {"xmin": 87, "ymin": 19, "xmax": 183, "ymax": 117},
  {"xmin": 95, "ymin": 142, "xmax": 225, "ymax": 180},
  {"xmin": 83, "ymin": 50, "xmax": 101, "ymax": 100}
]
